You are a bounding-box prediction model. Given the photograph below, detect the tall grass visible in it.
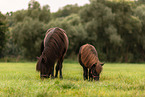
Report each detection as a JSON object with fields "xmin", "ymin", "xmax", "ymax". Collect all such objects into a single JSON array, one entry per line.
[{"xmin": 0, "ymin": 62, "xmax": 144, "ymax": 97}]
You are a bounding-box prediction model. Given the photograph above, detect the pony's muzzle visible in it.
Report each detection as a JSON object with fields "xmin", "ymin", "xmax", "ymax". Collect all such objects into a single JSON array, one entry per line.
[
  {"xmin": 94, "ymin": 76, "xmax": 99, "ymax": 81},
  {"xmin": 40, "ymin": 74, "xmax": 49, "ymax": 79}
]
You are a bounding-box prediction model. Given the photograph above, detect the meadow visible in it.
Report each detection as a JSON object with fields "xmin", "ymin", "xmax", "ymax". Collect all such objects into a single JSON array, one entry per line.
[{"xmin": 0, "ymin": 62, "xmax": 144, "ymax": 97}]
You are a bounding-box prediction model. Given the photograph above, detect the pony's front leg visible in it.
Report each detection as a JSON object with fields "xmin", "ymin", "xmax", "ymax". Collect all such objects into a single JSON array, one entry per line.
[
  {"xmin": 83, "ymin": 67, "xmax": 88, "ymax": 80},
  {"xmin": 59, "ymin": 64, "xmax": 63, "ymax": 79},
  {"xmin": 55, "ymin": 63, "xmax": 59, "ymax": 78},
  {"xmin": 55, "ymin": 57, "xmax": 63, "ymax": 79},
  {"xmin": 89, "ymin": 69, "xmax": 93, "ymax": 81},
  {"xmin": 51, "ymin": 66, "xmax": 55, "ymax": 79},
  {"xmin": 59, "ymin": 57, "xmax": 64, "ymax": 79}
]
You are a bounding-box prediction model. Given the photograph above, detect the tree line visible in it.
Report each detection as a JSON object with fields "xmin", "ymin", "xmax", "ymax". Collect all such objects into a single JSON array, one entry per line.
[{"xmin": 0, "ymin": 0, "xmax": 145, "ymax": 62}]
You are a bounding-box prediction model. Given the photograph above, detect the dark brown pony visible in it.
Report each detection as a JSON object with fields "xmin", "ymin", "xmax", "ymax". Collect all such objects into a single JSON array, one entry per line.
[
  {"xmin": 36, "ymin": 27, "xmax": 69, "ymax": 79},
  {"xmin": 79, "ymin": 44, "xmax": 104, "ymax": 81}
]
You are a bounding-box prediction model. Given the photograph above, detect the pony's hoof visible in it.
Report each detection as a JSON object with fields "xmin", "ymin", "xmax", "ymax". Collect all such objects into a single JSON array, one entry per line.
[
  {"xmin": 51, "ymin": 76, "xmax": 55, "ymax": 79},
  {"xmin": 60, "ymin": 76, "xmax": 63, "ymax": 79}
]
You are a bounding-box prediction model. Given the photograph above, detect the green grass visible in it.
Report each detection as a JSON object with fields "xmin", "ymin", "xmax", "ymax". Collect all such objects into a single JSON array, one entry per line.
[{"xmin": 0, "ymin": 62, "xmax": 144, "ymax": 97}]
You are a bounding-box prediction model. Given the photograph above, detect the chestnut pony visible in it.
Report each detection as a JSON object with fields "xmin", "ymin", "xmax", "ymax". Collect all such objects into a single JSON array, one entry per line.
[
  {"xmin": 36, "ymin": 27, "xmax": 68, "ymax": 79},
  {"xmin": 79, "ymin": 44, "xmax": 104, "ymax": 81}
]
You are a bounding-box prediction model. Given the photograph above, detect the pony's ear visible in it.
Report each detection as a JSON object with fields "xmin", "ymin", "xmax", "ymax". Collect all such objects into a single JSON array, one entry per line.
[
  {"xmin": 36, "ymin": 57, "xmax": 39, "ymax": 60},
  {"xmin": 90, "ymin": 64, "xmax": 96, "ymax": 69},
  {"xmin": 93, "ymin": 64, "xmax": 96, "ymax": 66},
  {"xmin": 92, "ymin": 64, "xmax": 96, "ymax": 68},
  {"xmin": 100, "ymin": 62, "xmax": 105, "ymax": 66}
]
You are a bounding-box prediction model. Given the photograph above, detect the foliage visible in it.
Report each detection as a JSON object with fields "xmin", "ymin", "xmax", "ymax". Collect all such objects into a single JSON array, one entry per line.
[
  {"xmin": 27, "ymin": 0, "xmax": 51, "ymax": 23},
  {"xmin": 3, "ymin": 30, "xmax": 21, "ymax": 58},
  {"xmin": 80, "ymin": 0, "xmax": 145, "ymax": 62},
  {"xmin": 80, "ymin": 1, "xmax": 121, "ymax": 61},
  {"xmin": 11, "ymin": 17, "xmax": 46, "ymax": 59},
  {"xmin": 4, "ymin": 0, "xmax": 50, "ymax": 60},
  {"xmin": 0, "ymin": 12, "xmax": 7, "ymax": 58},
  {"xmin": 0, "ymin": 62, "xmax": 144, "ymax": 96},
  {"xmin": 134, "ymin": 5, "xmax": 145, "ymax": 49},
  {"xmin": 52, "ymin": 4, "xmax": 82, "ymax": 18},
  {"xmin": 1, "ymin": 0, "xmax": 145, "ymax": 62}
]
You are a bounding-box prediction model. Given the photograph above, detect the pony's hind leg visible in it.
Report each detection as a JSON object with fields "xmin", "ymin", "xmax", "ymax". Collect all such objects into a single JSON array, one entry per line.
[
  {"xmin": 40, "ymin": 40, "xmax": 44, "ymax": 54},
  {"xmin": 59, "ymin": 57, "xmax": 64, "ymax": 79},
  {"xmin": 55, "ymin": 56, "xmax": 64, "ymax": 79},
  {"xmin": 51, "ymin": 65, "xmax": 55, "ymax": 79},
  {"xmin": 59, "ymin": 60, "xmax": 63, "ymax": 79},
  {"xmin": 89, "ymin": 69, "xmax": 93, "ymax": 81},
  {"xmin": 55, "ymin": 62, "xmax": 59, "ymax": 78}
]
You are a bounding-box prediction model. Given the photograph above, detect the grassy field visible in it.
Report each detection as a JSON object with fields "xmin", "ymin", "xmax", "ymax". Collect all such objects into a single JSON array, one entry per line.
[{"xmin": 0, "ymin": 62, "xmax": 144, "ymax": 97}]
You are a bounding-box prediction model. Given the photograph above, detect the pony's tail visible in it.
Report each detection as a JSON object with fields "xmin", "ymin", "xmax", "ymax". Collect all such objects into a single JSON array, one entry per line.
[
  {"xmin": 36, "ymin": 57, "xmax": 40, "ymax": 71},
  {"xmin": 41, "ymin": 40, "xmax": 44, "ymax": 54}
]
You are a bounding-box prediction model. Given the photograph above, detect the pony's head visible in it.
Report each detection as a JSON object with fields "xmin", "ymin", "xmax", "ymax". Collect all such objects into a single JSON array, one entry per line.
[
  {"xmin": 91, "ymin": 62, "xmax": 104, "ymax": 81},
  {"xmin": 36, "ymin": 53, "xmax": 50, "ymax": 78}
]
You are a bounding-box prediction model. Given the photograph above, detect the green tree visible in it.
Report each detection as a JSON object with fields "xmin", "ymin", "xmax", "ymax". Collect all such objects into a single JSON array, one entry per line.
[
  {"xmin": 104, "ymin": 1, "xmax": 143, "ymax": 62},
  {"xmin": 27, "ymin": 0, "xmax": 51, "ymax": 23},
  {"xmin": 13, "ymin": 10, "xmax": 27, "ymax": 23},
  {"xmin": 12, "ymin": 17, "xmax": 46, "ymax": 59},
  {"xmin": 138, "ymin": 0, "xmax": 145, "ymax": 3},
  {"xmin": 52, "ymin": 4, "xmax": 81, "ymax": 18},
  {"xmin": 5, "ymin": 0, "xmax": 51, "ymax": 60},
  {"xmin": 0, "ymin": 12, "xmax": 7, "ymax": 57},
  {"xmin": 39, "ymin": 5, "xmax": 51, "ymax": 23},
  {"xmin": 8, "ymin": 0, "xmax": 51, "ymax": 25},
  {"xmin": 3, "ymin": 30, "xmax": 21, "ymax": 58},
  {"xmin": 80, "ymin": 0, "xmax": 143, "ymax": 62},
  {"xmin": 133, "ymin": 5, "xmax": 145, "ymax": 62},
  {"xmin": 112, "ymin": 2, "xmax": 142, "ymax": 62},
  {"xmin": 80, "ymin": 1, "xmax": 117, "ymax": 61}
]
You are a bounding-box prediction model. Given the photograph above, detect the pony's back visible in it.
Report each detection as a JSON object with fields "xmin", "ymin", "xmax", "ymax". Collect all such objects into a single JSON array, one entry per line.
[
  {"xmin": 44, "ymin": 27, "xmax": 68, "ymax": 58},
  {"xmin": 79, "ymin": 44, "xmax": 98, "ymax": 68}
]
